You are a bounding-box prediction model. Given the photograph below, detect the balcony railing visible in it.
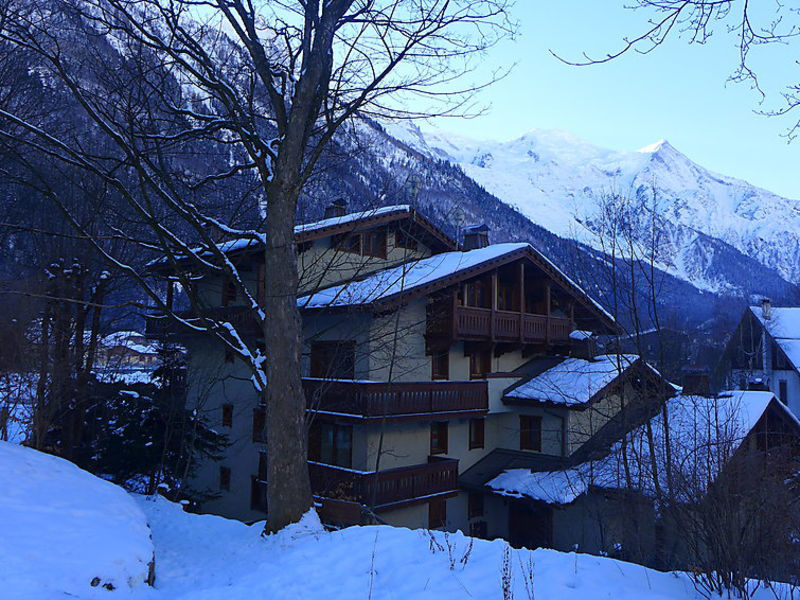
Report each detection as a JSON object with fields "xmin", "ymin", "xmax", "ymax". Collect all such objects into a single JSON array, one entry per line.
[
  {"xmin": 303, "ymin": 378, "xmax": 488, "ymax": 422},
  {"xmin": 454, "ymin": 306, "xmax": 572, "ymax": 344},
  {"xmin": 309, "ymin": 457, "xmax": 459, "ymax": 510}
]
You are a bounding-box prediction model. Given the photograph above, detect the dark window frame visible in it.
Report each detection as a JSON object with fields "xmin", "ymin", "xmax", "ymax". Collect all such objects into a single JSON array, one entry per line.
[
  {"xmin": 430, "ymin": 421, "xmax": 449, "ymax": 455},
  {"xmin": 222, "ymin": 403, "xmax": 233, "ymax": 428},
  {"xmin": 431, "ymin": 351, "xmax": 449, "ymax": 380},
  {"xmin": 362, "ymin": 229, "xmax": 387, "ymax": 259},
  {"xmin": 253, "ymin": 407, "xmax": 266, "ymax": 443},
  {"xmin": 429, "ymin": 498, "xmax": 447, "ymax": 529},
  {"xmin": 469, "ymin": 350, "xmax": 492, "ymax": 380},
  {"xmin": 468, "ymin": 492, "xmax": 484, "ymax": 519},
  {"xmin": 310, "ymin": 340, "xmax": 356, "ymax": 379},
  {"xmin": 469, "ymin": 418, "xmax": 485, "ymax": 450},
  {"xmin": 779, "ymin": 380, "xmax": 789, "ymax": 405},
  {"xmin": 219, "ymin": 466, "xmax": 231, "ymax": 491},
  {"xmin": 309, "ymin": 421, "xmax": 353, "ymax": 468},
  {"xmin": 520, "ymin": 415, "xmax": 543, "ymax": 451}
]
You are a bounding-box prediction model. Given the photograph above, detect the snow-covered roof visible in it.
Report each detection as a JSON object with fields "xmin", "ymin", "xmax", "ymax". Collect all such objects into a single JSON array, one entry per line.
[
  {"xmin": 488, "ymin": 389, "xmax": 798, "ymax": 505},
  {"xmin": 147, "ymin": 205, "xmax": 456, "ymax": 269},
  {"xmin": 751, "ymin": 306, "xmax": 800, "ymax": 339},
  {"xmin": 299, "ymin": 243, "xmax": 528, "ymax": 308},
  {"xmin": 504, "ymin": 354, "xmax": 641, "ymax": 407},
  {"xmin": 750, "ymin": 306, "xmax": 800, "ymax": 371},
  {"xmin": 295, "ymin": 205, "xmax": 411, "ymax": 234},
  {"xmin": 299, "ymin": 242, "xmax": 617, "ymax": 329}
]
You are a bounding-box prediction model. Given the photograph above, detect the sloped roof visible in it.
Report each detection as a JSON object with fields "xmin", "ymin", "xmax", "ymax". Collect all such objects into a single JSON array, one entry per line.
[
  {"xmin": 298, "ymin": 242, "xmax": 619, "ymax": 332},
  {"xmin": 486, "ymin": 390, "xmax": 799, "ymax": 505},
  {"xmin": 147, "ymin": 205, "xmax": 455, "ymax": 270},
  {"xmin": 750, "ymin": 306, "xmax": 800, "ymax": 372},
  {"xmin": 503, "ymin": 354, "xmax": 642, "ymax": 407}
]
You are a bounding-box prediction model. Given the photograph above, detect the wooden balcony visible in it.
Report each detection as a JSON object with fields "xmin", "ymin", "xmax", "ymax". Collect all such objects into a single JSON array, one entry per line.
[
  {"xmin": 309, "ymin": 457, "xmax": 459, "ymax": 511},
  {"xmin": 304, "ymin": 378, "xmax": 488, "ymax": 422},
  {"xmin": 455, "ymin": 307, "xmax": 573, "ymax": 344}
]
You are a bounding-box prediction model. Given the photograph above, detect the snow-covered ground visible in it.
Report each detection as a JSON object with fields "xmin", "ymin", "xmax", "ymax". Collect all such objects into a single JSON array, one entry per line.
[
  {"xmin": 0, "ymin": 441, "xmax": 788, "ymax": 600},
  {"xmin": 0, "ymin": 442, "xmax": 153, "ymax": 599}
]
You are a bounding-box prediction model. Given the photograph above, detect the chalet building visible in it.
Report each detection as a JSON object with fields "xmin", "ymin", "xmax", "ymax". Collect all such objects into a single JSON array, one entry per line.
[
  {"xmin": 722, "ymin": 301, "xmax": 800, "ymax": 415},
  {"xmin": 484, "ymin": 389, "xmax": 800, "ymax": 564},
  {"xmin": 148, "ymin": 203, "xmax": 675, "ymax": 542}
]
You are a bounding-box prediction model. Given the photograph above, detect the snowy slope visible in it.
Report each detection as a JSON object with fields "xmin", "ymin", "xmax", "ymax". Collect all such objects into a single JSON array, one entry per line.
[
  {"xmin": 131, "ymin": 496, "xmax": 740, "ymax": 600},
  {"xmin": 387, "ymin": 124, "xmax": 800, "ymax": 291},
  {"xmin": 0, "ymin": 442, "xmax": 153, "ymax": 599}
]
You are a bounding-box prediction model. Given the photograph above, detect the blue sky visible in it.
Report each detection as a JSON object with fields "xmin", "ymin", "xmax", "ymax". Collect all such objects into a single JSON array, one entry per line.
[{"xmin": 425, "ymin": 1, "xmax": 800, "ymax": 199}]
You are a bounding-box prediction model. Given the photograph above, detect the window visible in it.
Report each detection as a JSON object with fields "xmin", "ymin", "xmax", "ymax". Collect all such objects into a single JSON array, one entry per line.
[
  {"xmin": 309, "ymin": 422, "xmax": 353, "ymax": 468},
  {"xmin": 362, "ymin": 230, "xmax": 387, "ymax": 259},
  {"xmin": 310, "ymin": 341, "xmax": 356, "ymax": 379},
  {"xmin": 780, "ymin": 380, "xmax": 789, "ymax": 405},
  {"xmin": 395, "ymin": 229, "xmax": 418, "ymax": 251},
  {"xmin": 468, "ymin": 492, "xmax": 484, "ymax": 519},
  {"xmin": 219, "ymin": 466, "xmax": 231, "ymax": 491},
  {"xmin": 251, "ymin": 452, "xmax": 267, "ymax": 511},
  {"xmin": 334, "ymin": 233, "xmax": 362, "ymax": 254},
  {"xmin": 253, "ymin": 407, "xmax": 266, "ymax": 443},
  {"xmin": 469, "ymin": 418, "xmax": 485, "ymax": 450},
  {"xmin": 465, "ymin": 280, "xmax": 491, "ymax": 308},
  {"xmin": 430, "ymin": 421, "xmax": 449, "ymax": 455},
  {"xmin": 431, "ymin": 352, "xmax": 449, "ymax": 380},
  {"xmin": 221, "ymin": 276, "xmax": 237, "ymax": 306},
  {"xmin": 429, "ymin": 499, "xmax": 447, "ymax": 529},
  {"xmin": 257, "ymin": 263, "xmax": 265, "ymax": 305},
  {"xmin": 520, "ymin": 415, "xmax": 542, "ymax": 451},
  {"xmin": 469, "ymin": 521, "xmax": 487, "ymax": 539},
  {"xmin": 469, "ymin": 350, "xmax": 492, "ymax": 379},
  {"xmin": 222, "ymin": 403, "xmax": 233, "ymax": 428}
]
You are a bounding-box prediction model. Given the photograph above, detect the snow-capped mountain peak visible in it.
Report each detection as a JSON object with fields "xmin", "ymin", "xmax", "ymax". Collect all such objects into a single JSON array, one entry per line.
[{"xmin": 391, "ymin": 125, "xmax": 800, "ymax": 293}]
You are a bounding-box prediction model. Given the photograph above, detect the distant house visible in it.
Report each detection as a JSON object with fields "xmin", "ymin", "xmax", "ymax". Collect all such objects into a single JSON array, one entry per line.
[
  {"xmin": 482, "ymin": 389, "xmax": 800, "ymax": 563},
  {"xmin": 722, "ymin": 300, "xmax": 800, "ymax": 415},
  {"xmin": 147, "ymin": 202, "xmax": 676, "ymax": 542}
]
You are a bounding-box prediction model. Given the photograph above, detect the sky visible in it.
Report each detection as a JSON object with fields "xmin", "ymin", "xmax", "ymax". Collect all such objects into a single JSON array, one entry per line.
[{"xmin": 423, "ymin": 1, "xmax": 800, "ymax": 199}]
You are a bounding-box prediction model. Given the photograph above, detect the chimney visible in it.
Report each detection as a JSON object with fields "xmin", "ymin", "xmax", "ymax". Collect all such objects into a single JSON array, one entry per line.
[
  {"xmin": 462, "ymin": 224, "xmax": 490, "ymax": 250},
  {"xmin": 569, "ymin": 330, "xmax": 597, "ymax": 360},
  {"xmin": 761, "ymin": 298, "xmax": 772, "ymax": 320},
  {"xmin": 324, "ymin": 198, "xmax": 348, "ymax": 219},
  {"xmin": 681, "ymin": 366, "xmax": 710, "ymax": 397}
]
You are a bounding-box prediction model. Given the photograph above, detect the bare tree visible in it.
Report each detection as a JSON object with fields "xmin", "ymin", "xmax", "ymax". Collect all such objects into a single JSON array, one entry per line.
[
  {"xmin": 555, "ymin": 1, "xmax": 800, "ymax": 138},
  {"xmin": 0, "ymin": 0, "xmax": 514, "ymax": 531}
]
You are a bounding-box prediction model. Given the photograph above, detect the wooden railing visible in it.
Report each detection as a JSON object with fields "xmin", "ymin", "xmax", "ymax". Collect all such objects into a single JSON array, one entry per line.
[
  {"xmin": 304, "ymin": 378, "xmax": 488, "ymax": 420},
  {"xmin": 309, "ymin": 458, "xmax": 459, "ymax": 510},
  {"xmin": 454, "ymin": 306, "xmax": 572, "ymax": 344}
]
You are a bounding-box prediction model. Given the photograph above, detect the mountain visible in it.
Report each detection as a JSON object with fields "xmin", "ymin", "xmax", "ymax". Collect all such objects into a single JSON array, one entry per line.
[{"xmin": 384, "ymin": 125, "xmax": 800, "ymax": 294}]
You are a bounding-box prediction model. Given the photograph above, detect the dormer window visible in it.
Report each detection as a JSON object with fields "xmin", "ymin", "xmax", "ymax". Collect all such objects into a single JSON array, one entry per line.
[{"xmin": 362, "ymin": 230, "xmax": 387, "ymax": 259}]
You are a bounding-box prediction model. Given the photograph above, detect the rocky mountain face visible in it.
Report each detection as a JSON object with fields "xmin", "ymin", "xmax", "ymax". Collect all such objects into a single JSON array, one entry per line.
[{"xmin": 384, "ymin": 125, "xmax": 800, "ymax": 295}]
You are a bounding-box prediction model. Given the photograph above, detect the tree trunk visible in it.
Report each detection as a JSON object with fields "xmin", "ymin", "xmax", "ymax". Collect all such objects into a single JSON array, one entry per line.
[{"xmin": 263, "ymin": 179, "xmax": 312, "ymax": 533}]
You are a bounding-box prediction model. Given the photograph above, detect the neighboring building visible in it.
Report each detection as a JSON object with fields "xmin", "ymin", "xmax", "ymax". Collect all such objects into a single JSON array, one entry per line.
[
  {"xmin": 722, "ymin": 301, "xmax": 800, "ymax": 415},
  {"xmin": 147, "ymin": 203, "xmax": 674, "ymax": 539},
  {"xmin": 483, "ymin": 389, "xmax": 800, "ymax": 563}
]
